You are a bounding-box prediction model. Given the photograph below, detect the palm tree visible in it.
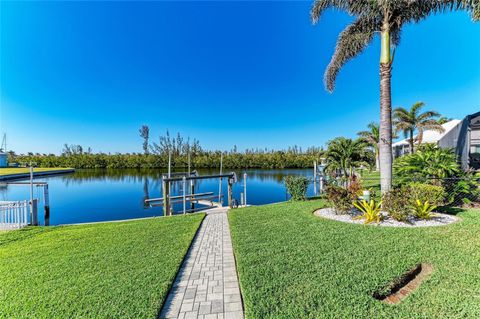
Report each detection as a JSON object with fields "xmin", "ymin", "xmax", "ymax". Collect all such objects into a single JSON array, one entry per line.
[
  {"xmin": 325, "ymin": 137, "xmax": 368, "ymax": 180},
  {"xmin": 311, "ymin": 1, "xmax": 478, "ymax": 193},
  {"xmin": 438, "ymin": 116, "xmax": 453, "ymax": 125},
  {"xmin": 393, "ymin": 102, "xmax": 445, "ymax": 154},
  {"xmin": 357, "ymin": 122, "xmax": 380, "ymax": 171}
]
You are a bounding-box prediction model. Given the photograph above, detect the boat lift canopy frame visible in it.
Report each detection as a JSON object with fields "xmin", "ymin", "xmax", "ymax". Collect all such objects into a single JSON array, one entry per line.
[{"xmin": 157, "ymin": 172, "xmax": 237, "ymax": 216}]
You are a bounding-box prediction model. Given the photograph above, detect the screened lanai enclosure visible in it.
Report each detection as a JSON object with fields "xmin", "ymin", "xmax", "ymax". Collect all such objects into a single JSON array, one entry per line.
[{"xmin": 457, "ymin": 111, "xmax": 480, "ymax": 170}]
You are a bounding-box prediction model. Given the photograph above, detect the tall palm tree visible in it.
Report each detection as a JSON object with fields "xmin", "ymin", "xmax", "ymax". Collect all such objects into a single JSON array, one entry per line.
[
  {"xmin": 393, "ymin": 102, "xmax": 445, "ymax": 154},
  {"xmin": 311, "ymin": 1, "xmax": 478, "ymax": 193},
  {"xmin": 325, "ymin": 137, "xmax": 368, "ymax": 180},
  {"xmin": 357, "ymin": 122, "xmax": 380, "ymax": 171}
]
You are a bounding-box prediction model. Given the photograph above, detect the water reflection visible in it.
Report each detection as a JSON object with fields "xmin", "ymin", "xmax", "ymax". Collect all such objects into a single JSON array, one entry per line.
[
  {"xmin": 57, "ymin": 168, "xmax": 312, "ymax": 183},
  {"xmin": 0, "ymin": 168, "xmax": 315, "ymax": 225}
]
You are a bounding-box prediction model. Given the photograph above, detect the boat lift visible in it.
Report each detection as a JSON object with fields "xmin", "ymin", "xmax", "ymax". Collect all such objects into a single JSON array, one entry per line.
[
  {"xmin": 145, "ymin": 172, "xmax": 238, "ymax": 216},
  {"xmin": 313, "ymin": 159, "xmax": 327, "ymax": 195}
]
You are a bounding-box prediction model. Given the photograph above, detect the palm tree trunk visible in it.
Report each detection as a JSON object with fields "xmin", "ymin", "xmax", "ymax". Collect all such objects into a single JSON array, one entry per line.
[
  {"xmin": 417, "ymin": 128, "xmax": 423, "ymax": 147},
  {"xmin": 375, "ymin": 151, "xmax": 380, "ymax": 171},
  {"xmin": 379, "ymin": 20, "xmax": 393, "ymax": 194},
  {"xmin": 409, "ymin": 129, "xmax": 414, "ymax": 154}
]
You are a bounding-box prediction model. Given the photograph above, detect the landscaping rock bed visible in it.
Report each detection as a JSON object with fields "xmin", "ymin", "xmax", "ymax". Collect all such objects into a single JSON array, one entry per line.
[{"xmin": 314, "ymin": 208, "xmax": 459, "ymax": 227}]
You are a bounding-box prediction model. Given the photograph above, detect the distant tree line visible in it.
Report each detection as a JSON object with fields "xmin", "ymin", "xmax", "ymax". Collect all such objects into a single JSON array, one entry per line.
[{"xmin": 11, "ymin": 128, "xmax": 324, "ymax": 169}]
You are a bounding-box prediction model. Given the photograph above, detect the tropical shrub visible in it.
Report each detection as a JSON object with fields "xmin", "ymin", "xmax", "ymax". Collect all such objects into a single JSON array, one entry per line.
[
  {"xmin": 347, "ymin": 178, "xmax": 363, "ymax": 199},
  {"xmin": 382, "ymin": 187, "xmax": 410, "ymax": 222},
  {"xmin": 462, "ymin": 198, "xmax": 473, "ymax": 207},
  {"xmin": 411, "ymin": 200, "xmax": 437, "ymax": 220},
  {"xmin": 394, "ymin": 144, "xmax": 460, "ymax": 183},
  {"xmin": 407, "ymin": 183, "xmax": 445, "ymax": 207},
  {"xmin": 284, "ymin": 176, "xmax": 310, "ymax": 201},
  {"xmin": 325, "ymin": 184, "xmax": 353, "ymax": 214},
  {"xmin": 446, "ymin": 172, "xmax": 480, "ymax": 206},
  {"xmin": 394, "ymin": 144, "xmax": 478, "ymax": 207},
  {"xmin": 353, "ymin": 200, "xmax": 382, "ymax": 224}
]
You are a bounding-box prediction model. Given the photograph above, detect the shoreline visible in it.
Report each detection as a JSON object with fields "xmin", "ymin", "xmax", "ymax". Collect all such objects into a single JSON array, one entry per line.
[{"xmin": 0, "ymin": 168, "xmax": 75, "ymax": 182}]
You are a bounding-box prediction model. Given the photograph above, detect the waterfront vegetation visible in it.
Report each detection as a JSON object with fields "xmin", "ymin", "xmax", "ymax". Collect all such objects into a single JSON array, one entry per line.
[
  {"xmin": 0, "ymin": 167, "xmax": 73, "ymax": 176},
  {"xmin": 284, "ymin": 175, "xmax": 310, "ymax": 201},
  {"xmin": 229, "ymin": 200, "xmax": 480, "ymax": 318},
  {"xmin": 0, "ymin": 214, "xmax": 204, "ymax": 318},
  {"xmin": 11, "ymin": 148, "xmax": 323, "ymax": 169}
]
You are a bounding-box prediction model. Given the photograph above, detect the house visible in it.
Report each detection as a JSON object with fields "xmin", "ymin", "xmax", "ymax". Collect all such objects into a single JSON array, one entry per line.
[
  {"xmin": 456, "ymin": 111, "xmax": 480, "ymax": 170},
  {"xmin": 392, "ymin": 119, "xmax": 462, "ymax": 158},
  {"xmin": 392, "ymin": 111, "xmax": 480, "ymax": 171}
]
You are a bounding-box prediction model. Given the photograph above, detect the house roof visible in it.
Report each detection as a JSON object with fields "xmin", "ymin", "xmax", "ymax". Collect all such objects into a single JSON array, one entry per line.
[
  {"xmin": 468, "ymin": 111, "xmax": 480, "ymax": 129},
  {"xmin": 392, "ymin": 119, "xmax": 461, "ymax": 147},
  {"xmin": 392, "ymin": 139, "xmax": 409, "ymax": 147}
]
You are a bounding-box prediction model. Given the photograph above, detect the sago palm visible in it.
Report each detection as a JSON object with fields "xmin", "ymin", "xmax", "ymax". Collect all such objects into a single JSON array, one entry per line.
[
  {"xmin": 393, "ymin": 102, "xmax": 444, "ymax": 153},
  {"xmin": 357, "ymin": 122, "xmax": 380, "ymax": 171},
  {"xmin": 311, "ymin": 0, "xmax": 479, "ymax": 193}
]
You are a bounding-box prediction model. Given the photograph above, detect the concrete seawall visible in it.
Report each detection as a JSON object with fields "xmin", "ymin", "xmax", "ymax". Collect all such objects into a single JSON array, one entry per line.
[{"xmin": 0, "ymin": 169, "xmax": 75, "ymax": 182}]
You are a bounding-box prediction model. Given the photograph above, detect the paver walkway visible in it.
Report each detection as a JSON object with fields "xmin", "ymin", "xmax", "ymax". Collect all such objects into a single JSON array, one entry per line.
[{"xmin": 159, "ymin": 208, "xmax": 244, "ymax": 319}]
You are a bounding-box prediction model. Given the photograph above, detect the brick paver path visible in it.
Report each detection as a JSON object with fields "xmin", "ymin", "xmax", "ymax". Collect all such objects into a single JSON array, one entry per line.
[{"xmin": 159, "ymin": 208, "xmax": 244, "ymax": 319}]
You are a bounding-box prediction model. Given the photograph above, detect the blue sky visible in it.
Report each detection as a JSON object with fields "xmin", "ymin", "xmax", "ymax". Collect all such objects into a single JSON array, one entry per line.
[{"xmin": 1, "ymin": 1, "xmax": 479, "ymax": 154}]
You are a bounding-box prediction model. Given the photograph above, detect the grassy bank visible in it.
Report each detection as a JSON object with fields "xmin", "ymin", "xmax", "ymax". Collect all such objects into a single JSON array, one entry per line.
[
  {"xmin": 229, "ymin": 200, "xmax": 480, "ymax": 318},
  {"xmin": 360, "ymin": 170, "xmax": 381, "ymax": 193},
  {"xmin": 0, "ymin": 167, "xmax": 73, "ymax": 176},
  {"xmin": 0, "ymin": 215, "xmax": 204, "ymax": 318}
]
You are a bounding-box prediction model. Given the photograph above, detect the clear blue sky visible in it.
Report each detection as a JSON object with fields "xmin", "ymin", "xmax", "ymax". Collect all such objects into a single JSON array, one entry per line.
[{"xmin": 1, "ymin": 1, "xmax": 479, "ymax": 154}]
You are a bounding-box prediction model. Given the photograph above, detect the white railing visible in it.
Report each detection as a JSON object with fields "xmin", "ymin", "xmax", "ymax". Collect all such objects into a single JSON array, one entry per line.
[{"xmin": 0, "ymin": 200, "xmax": 29, "ymax": 230}]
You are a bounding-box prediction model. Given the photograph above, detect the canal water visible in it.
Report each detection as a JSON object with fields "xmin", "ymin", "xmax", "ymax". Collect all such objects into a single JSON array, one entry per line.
[{"xmin": 0, "ymin": 168, "xmax": 317, "ymax": 225}]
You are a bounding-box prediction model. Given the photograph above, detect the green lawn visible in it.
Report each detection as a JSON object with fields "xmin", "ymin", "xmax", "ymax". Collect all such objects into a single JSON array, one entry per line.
[
  {"xmin": 359, "ymin": 170, "xmax": 381, "ymax": 193},
  {"xmin": 229, "ymin": 200, "xmax": 480, "ymax": 318},
  {"xmin": 0, "ymin": 167, "xmax": 73, "ymax": 176},
  {"xmin": 0, "ymin": 215, "xmax": 204, "ymax": 318}
]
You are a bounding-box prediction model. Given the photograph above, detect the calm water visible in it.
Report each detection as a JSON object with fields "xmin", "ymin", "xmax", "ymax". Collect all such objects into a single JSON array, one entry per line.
[{"xmin": 0, "ymin": 168, "xmax": 317, "ymax": 225}]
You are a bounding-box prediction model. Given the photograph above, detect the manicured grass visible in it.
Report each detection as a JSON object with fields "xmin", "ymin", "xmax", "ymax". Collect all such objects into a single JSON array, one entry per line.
[
  {"xmin": 0, "ymin": 215, "xmax": 204, "ymax": 318},
  {"xmin": 229, "ymin": 200, "xmax": 480, "ymax": 318},
  {"xmin": 359, "ymin": 170, "xmax": 381, "ymax": 193},
  {"xmin": 0, "ymin": 167, "xmax": 73, "ymax": 176}
]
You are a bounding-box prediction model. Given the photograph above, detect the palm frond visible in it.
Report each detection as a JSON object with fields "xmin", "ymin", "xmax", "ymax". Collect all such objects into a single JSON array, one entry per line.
[
  {"xmin": 411, "ymin": 102, "xmax": 425, "ymax": 116},
  {"xmin": 419, "ymin": 120, "xmax": 446, "ymax": 133},
  {"xmin": 393, "ymin": 107, "xmax": 414, "ymax": 124},
  {"xmin": 393, "ymin": 107, "xmax": 410, "ymax": 116},
  {"xmin": 312, "ymin": 0, "xmax": 478, "ymax": 93},
  {"xmin": 438, "ymin": 0, "xmax": 480, "ymax": 22},
  {"xmin": 324, "ymin": 17, "xmax": 378, "ymax": 92},
  {"xmin": 418, "ymin": 111, "xmax": 441, "ymax": 121},
  {"xmin": 311, "ymin": 0, "xmax": 375, "ymax": 24}
]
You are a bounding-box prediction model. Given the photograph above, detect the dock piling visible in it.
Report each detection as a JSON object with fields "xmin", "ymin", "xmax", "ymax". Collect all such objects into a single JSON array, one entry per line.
[
  {"xmin": 162, "ymin": 179, "xmax": 171, "ymax": 216},
  {"xmin": 182, "ymin": 176, "xmax": 186, "ymax": 214},
  {"xmin": 43, "ymin": 184, "xmax": 50, "ymax": 226},
  {"xmin": 228, "ymin": 178, "xmax": 233, "ymax": 208},
  {"xmin": 243, "ymin": 172, "xmax": 247, "ymax": 206}
]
